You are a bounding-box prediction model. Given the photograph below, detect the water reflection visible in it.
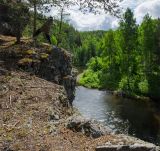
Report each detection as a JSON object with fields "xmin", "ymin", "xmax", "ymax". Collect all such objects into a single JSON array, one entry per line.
[{"xmin": 73, "ymin": 86, "xmax": 160, "ymax": 145}]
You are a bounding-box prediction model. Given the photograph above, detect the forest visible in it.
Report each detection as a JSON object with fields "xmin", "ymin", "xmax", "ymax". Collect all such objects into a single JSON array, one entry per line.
[{"xmin": 78, "ymin": 9, "xmax": 160, "ymax": 101}]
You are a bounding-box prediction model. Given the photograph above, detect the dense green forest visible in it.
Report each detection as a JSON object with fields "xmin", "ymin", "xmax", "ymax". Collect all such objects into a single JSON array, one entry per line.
[{"xmin": 79, "ymin": 9, "xmax": 160, "ymax": 100}]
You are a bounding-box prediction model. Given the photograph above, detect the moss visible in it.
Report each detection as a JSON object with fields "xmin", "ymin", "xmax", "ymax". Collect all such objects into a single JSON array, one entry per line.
[
  {"xmin": 40, "ymin": 53, "xmax": 49, "ymax": 59},
  {"xmin": 24, "ymin": 49, "xmax": 37, "ymax": 55},
  {"xmin": 5, "ymin": 136, "xmax": 13, "ymax": 143},
  {"xmin": 47, "ymin": 46, "xmax": 52, "ymax": 54},
  {"xmin": 18, "ymin": 58, "xmax": 33, "ymax": 64},
  {"xmin": 18, "ymin": 58, "xmax": 40, "ymax": 65}
]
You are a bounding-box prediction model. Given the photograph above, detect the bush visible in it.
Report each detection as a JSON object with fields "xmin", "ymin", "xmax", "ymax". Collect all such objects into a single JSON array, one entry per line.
[
  {"xmin": 79, "ymin": 69, "xmax": 101, "ymax": 88},
  {"xmin": 138, "ymin": 79, "xmax": 148, "ymax": 94},
  {"xmin": 51, "ymin": 35, "xmax": 57, "ymax": 45}
]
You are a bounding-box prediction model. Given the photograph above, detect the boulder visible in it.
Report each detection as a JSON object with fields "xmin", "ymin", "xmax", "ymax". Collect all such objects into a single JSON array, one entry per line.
[
  {"xmin": 0, "ymin": 67, "xmax": 8, "ymax": 76},
  {"xmin": 67, "ymin": 116, "xmax": 111, "ymax": 138},
  {"xmin": 96, "ymin": 144, "xmax": 158, "ymax": 151}
]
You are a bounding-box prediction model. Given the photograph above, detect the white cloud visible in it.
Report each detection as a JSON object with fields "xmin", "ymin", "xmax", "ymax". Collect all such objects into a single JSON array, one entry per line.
[
  {"xmin": 48, "ymin": 0, "xmax": 160, "ymax": 31},
  {"xmin": 68, "ymin": 7, "xmax": 117, "ymax": 31},
  {"xmin": 134, "ymin": 0, "xmax": 160, "ymax": 24}
]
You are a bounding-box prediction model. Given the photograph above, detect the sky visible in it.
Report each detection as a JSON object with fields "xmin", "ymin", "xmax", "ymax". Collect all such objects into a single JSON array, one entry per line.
[{"xmin": 48, "ymin": 0, "xmax": 160, "ymax": 31}]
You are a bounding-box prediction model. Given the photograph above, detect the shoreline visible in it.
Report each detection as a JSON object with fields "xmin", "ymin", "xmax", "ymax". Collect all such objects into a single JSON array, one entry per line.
[{"xmin": 77, "ymin": 72, "xmax": 151, "ymax": 102}]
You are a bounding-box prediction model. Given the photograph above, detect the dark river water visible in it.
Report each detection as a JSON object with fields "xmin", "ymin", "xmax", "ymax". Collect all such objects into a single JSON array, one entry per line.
[{"xmin": 73, "ymin": 86, "xmax": 160, "ymax": 145}]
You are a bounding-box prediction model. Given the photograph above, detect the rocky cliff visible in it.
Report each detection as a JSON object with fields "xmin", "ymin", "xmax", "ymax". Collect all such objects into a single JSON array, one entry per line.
[
  {"xmin": 0, "ymin": 35, "xmax": 76, "ymax": 105},
  {"xmin": 5, "ymin": 42, "xmax": 77, "ymax": 105},
  {"xmin": 37, "ymin": 47, "xmax": 76, "ymax": 105}
]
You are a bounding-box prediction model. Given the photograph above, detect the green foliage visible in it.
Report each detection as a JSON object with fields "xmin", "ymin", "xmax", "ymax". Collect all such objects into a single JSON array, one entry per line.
[
  {"xmin": 40, "ymin": 53, "xmax": 49, "ymax": 59},
  {"xmin": 138, "ymin": 80, "xmax": 149, "ymax": 94},
  {"xmin": 74, "ymin": 31, "xmax": 105, "ymax": 66},
  {"xmin": 25, "ymin": 50, "xmax": 36, "ymax": 55},
  {"xmin": 79, "ymin": 9, "xmax": 160, "ymax": 100},
  {"xmin": 51, "ymin": 35, "xmax": 57, "ymax": 45},
  {"xmin": 87, "ymin": 57, "xmax": 103, "ymax": 72},
  {"xmin": 79, "ymin": 70, "xmax": 101, "ymax": 88}
]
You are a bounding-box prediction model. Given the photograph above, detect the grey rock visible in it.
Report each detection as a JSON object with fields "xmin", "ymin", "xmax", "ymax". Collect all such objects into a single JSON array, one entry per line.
[
  {"xmin": 40, "ymin": 47, "xmax": 76, "ymax": 105},
  {"xmin": 96, "ymin": 144, "xmax": 157, "ymax": 151},
  {"xmin": 67, "ymin": 116, "xmax": 111, "ymax": 138},
  {"xmin": 0, "ymin": 67, "xmax": 8, "ymax": 76},
  {"xmin": 18, "ymin": 47, "xmax": 76, "ymax": 105},
  {"xmin": 49, "ymin": 114, "xmax": 60, "ymax": 121}
]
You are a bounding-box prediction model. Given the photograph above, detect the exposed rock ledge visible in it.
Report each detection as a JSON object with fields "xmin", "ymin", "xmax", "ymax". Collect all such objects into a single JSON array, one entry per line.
[
  {"xmin": 17, "ymin": 46, "xmax": 77, "ymax": 105},
  {"xmin": 0, "ymin": 38, "xmax": 77, "ymax": 105}
]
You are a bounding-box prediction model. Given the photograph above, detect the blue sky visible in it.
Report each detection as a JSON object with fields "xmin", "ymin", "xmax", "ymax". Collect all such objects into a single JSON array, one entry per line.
[{"xmin": 48, "ymin": 0, "xmax": 160, "ymax": 31}]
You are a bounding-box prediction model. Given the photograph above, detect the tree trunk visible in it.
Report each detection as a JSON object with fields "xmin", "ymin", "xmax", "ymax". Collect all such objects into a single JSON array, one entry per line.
[
  {"xmin": 33, "ymin": 1, "xmax": 37, "ymax": 36},
  {"xmin": 16, "ymin": 35, "xmax": 21, "ymax": 44},
  {"xmin": 57, "ymin": 8, "xmax": 63, "ymax": 46},
  {"xmin": 16, "ymin": 29, "xmax": 21, "ymax": 44},
  {"xmin": 16, "ymin": 23, "xmax": 21, "ymax": 44}
]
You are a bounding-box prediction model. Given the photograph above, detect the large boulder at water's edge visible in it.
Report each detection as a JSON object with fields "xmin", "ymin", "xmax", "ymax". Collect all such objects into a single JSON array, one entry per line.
[{"xmin": 66, "ymin": 115, "xmax": 111, "ymax": 138}]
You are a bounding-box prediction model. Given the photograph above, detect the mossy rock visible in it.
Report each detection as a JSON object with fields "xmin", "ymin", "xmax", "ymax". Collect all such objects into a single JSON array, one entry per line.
[
  {"xmin": 40, "ymin": 53, "xmax": 49, "ymax": 59},
  {"xmin": 18, "ymin": 58, "xmax": 40, "ymax": 65},
  {"xmin": 47, "ymin": 46, "xmax": 52, "ymax": 54},
  {"xmin": 24, "ymin": 49, "xmax": 37, "ymax": 55}
]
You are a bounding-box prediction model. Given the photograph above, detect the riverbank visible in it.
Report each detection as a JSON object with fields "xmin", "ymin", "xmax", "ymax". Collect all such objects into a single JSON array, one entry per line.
[{"xmin": 77, "ymin": 71, "xmax": 151, "ymax": 102}]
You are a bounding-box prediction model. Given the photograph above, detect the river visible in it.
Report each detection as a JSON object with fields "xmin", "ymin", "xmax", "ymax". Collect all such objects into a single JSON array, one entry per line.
[{"xmin": 73, "ymin": 86, "xmax": 160, "ymax": 145}]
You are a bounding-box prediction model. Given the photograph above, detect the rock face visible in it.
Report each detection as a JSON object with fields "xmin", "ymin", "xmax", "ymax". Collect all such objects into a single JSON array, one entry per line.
[
  {"xmin": 67, "ymin": 115, "xmax": 111, "ymax": 138},
  {"xmin": 38, "ymin": 47, "xmax": 76, "ymax": 105},
  {"xmin": 96, "ymin": 144, "xmax": 158, "ymax": 151},
  {"xmin": 18, "ymin": 46, "xmax": 76, "ymax": 105}
]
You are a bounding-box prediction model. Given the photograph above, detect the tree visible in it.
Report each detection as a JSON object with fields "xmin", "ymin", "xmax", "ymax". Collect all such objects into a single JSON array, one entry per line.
[
  {"xmin": 54, "ymin": 0, "xmax": 73, "ymax": 46},
  {"xmin": 155, "ymin": 18, "xmax": 160, "ymax": 65},
  {"xmin": 26, "ymin": 0, "xmax": 122, "ymax": 39},
  {"xmin": 119, "ymin": 8, "xmax": 138, "ymax": 91},
  {"xmin": 0, "ymin": 1, "xmax": 30, "ymax": 43},
  {"xmin": 53, "ymin": 0, "xmax": 123, "ymax": 19},
  {"xmin": 139, "ymin": 14, "xmax": 155, "ymax": 74},
  {"xmin": 76, "ymin": 0, "xmax": 122, "ymax": 16},
  {"xmin": 27, "ymin": 0, "xmax": 51, "ymax": 35},
  {"xmin": 139, "ymin": 15, "xmax": 160, "ymax": 98}
]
